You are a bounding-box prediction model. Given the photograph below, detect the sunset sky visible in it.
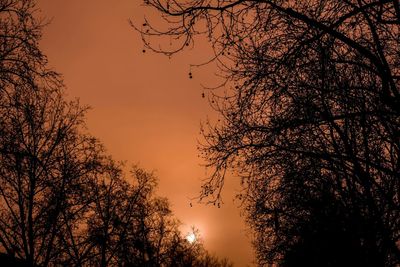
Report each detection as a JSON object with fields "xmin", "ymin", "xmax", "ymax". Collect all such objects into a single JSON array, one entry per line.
[{"xmin": 38, "ymin": 0, "xmax": 254, "ymax": 265}]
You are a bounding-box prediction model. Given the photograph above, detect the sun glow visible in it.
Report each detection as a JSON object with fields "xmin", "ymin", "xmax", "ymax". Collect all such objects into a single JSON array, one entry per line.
[{"xmin": 186, "ymin": 232, "xmax": 196, "ymax": 243}]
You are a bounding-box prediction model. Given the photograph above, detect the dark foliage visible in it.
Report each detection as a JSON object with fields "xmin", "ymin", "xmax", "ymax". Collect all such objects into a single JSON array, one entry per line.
[{"xmin": 0, "ymin": 252, "xmax": 31, "ymax": 266}]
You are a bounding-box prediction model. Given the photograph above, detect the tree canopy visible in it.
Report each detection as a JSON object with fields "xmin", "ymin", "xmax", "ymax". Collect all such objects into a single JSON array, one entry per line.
[{"xmin": 139, "ymin": 0, "xmax": 400, "ymax": 265}]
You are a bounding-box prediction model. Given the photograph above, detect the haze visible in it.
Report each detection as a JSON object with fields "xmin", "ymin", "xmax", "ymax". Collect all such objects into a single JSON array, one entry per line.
[{"xmin": 38, "ymin": 0, "xmax": 255, "ymax": 266}]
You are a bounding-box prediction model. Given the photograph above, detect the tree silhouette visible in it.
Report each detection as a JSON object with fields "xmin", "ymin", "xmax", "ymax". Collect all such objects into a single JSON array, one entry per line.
[
  {"xmin": 0, "ymin": 1, "xmax": 235, "ymax": 266},
  {"xmin": 57, "ymin": 165, "xmax": 233, "ymax": 267},
  {"xmin": 0, "ymin": 77, "xmax": 107, "ymax": 266},
  {"xmin": 0, "ymin": 0, "xmax": 58, "ymax": 94},
  {"xmin": 0, "ymin": 1, "xmax": 102, "ymax": 266},
  {"xmin": 81, "ymin": 166, "xmax": 180, "ymax": 267},
  {"xmin": 0, "ymin": 84, "xmax": 233, "ymax": 266},
  {"xmin": 139, "ymin": 1, "xmax": 400, "ymax": 265}
]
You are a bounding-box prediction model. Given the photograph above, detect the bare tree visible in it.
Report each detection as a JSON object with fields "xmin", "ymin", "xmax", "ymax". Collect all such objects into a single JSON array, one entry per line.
[
  {"xmin": 0, "ymin": 78, "xmax": 107, "ymax": 266},
  {"xmin": 0, "ymin": 2, "xmax": 123, "ymax": 266},
  {"xmin": 56, "ymin": 164, "xmax": 233, "ymax": 267},
  {"xmin": 83, "ymin": 166, "xmax": 164, "ymax": 267},
  {"xmin": 0, "ymin": 0, "xmax": 57, "ymax": 94},
  {"xmin": 139, "ymin": 0, "xmax": 400, "ymax": 265}
]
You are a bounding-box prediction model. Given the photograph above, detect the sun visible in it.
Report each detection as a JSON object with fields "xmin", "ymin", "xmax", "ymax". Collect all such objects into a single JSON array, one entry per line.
[{"xmin": 186, "ymin": 232, "xmax": 196, "ymax": 243}]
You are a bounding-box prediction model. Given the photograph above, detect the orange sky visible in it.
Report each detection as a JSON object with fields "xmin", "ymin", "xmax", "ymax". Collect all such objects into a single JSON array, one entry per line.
[{"xmin": 38, "ymin": 1, "xmax": 254, "ymax": 265}]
